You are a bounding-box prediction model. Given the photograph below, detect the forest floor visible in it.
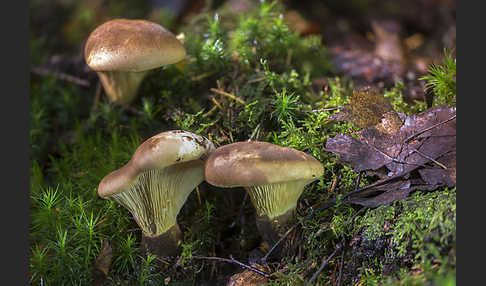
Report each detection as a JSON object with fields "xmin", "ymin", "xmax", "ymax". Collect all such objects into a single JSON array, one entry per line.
[{"xmin": 30, "ymin": 0, "xmax": 456, "ymax": 285}]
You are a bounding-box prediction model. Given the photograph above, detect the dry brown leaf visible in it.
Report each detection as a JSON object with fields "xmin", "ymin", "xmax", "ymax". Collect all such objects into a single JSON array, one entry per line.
[
  {"xmin": 226, "ymin": 264, "xmax": 268, "ymax": 286},
  {"xmin": 326, "ymin": 92, "xmax": 456, "ymax": 207},
  {"xmin": 92, "ymin": 240, "xmax": 113, "ymax": 286}
]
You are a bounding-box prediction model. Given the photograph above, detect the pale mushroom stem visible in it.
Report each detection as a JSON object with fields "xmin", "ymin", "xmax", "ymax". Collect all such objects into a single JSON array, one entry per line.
[
  {"xmin": 245, "ymin": 180, "xmax": 311, "ymax": 245},
  {"xmin": 110, "ymin": 161, "xmax": 204, "ymax": 257},
  {"xmin": 97, "ymin": 70, "xmax": 148, "ymax": 104}
]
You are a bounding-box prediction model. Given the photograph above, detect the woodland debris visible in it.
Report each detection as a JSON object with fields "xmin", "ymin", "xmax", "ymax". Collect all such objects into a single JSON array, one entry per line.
[
  {"xmin": 92, "ymin": 240, "xmax": 113, "ymax": 286},
  {"xmin": 226, "ymin": 263, "xmax": 268, "ymax": 286},
  {"xmin": 31, "ymin": 66, "xmax": 90, "ymax": 87},
  {"xmin": 326, "ymin": 91, "xmax": 456, "ymax": 207}
]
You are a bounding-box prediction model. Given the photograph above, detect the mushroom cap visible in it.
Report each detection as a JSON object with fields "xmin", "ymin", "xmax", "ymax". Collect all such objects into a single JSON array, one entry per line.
[
  {"xmin": 98, "ymin": 130, "xmax": 215, "ymax": 197},
  {"xmin": 85, "ymin": 19, "xmax": 186, "ymax": 72},
  {"xmin": 205, "ymin": 141, "xmax": 323, "ymax": 187}
]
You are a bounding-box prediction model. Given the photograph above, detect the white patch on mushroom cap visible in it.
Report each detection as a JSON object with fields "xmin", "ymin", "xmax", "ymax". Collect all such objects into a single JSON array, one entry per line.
[{"xmin": 160, "ymin": 130, "xmax": 213, "ymax": 161}]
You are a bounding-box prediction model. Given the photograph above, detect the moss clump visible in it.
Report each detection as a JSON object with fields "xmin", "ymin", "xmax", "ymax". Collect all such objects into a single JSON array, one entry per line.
[
  {"xmin": 347, "ymin": 188, "xmax": 456, "ymax": 284},
  {"xmin": 384, "ymin": 81, "xmax": 427, "ymax": 115},
  {"xmin": 421, "ymin": 49, "xmax": 456, "ymax": 107}
]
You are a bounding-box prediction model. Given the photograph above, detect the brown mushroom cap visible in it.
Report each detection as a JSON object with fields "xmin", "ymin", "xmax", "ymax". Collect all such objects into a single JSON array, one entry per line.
[
  {"xmin": 99, "ymin": 130, "xmax": 215, "ymax": 198},
  {"xmin": 204, "ymin": 141, "xmax": 323, "ymax": 188},
  {"xmin": 85, "ymin": 19, "xmax": 186, "ymax": 72}
]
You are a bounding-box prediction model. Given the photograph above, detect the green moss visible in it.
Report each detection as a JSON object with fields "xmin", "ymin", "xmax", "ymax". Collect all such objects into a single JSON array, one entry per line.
[
  {"xmin": 357, "ymin": 188, "xmax": 456, "ymax": 258},
  {"xmin": 384, "ymin": 81, "xmax": 427, "ymax": 115},
  {"xmin": 421, "ymin": 49, "xmax": 456, "ymax": 107},
  {"xmin": 351, "ymin": 188, "xmax": 456, "ymax": 284}
]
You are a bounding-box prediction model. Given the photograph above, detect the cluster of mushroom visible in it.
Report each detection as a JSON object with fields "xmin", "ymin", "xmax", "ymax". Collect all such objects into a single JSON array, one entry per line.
[
  {"xmin": 89, "ymin": 19, "xmax": 323, "ymax": 258},
  {"xmin": 99, "ymin": 130, "xmax": 323, "ymax": 257}
]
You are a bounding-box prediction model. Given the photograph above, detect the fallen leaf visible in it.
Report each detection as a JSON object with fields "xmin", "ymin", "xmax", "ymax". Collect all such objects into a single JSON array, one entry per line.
[
  {"xmin": 326, "ymin": 92, "xmax": 456, "ymax": 206},
  {"xmin": 92, "ymin": 240, "xmax": 113, "ymax": 286},
  {"xmin": 418, "ymin": 151, "xmax": 456, "ymax": 187},
  {"xmin": 226, "ymin": 264, "xmax": 268, "ymax": 286}
]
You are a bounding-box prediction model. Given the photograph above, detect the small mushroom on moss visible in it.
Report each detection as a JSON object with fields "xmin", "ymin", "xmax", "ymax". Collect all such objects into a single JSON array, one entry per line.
[
  {"xmin": 98, "ymin": 130, "xmax": 214, "ymax": 257},
  {"xmin": 84, "ymin": 19, "xmax": 186, "ymax": 104},
  {"xmin": 204, "ymin": 141, "xmax": 323, "ymax": 245}
]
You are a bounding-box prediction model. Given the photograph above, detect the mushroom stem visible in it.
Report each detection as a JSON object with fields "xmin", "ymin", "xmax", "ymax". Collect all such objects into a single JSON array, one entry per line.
[
  {"xmin": 97, "ymin": 70, "xmax": 148, "ymax": 104},
  {"xmin": 141, "ymin": 223, "xmax": 182, "ymax": 257},
  {"xmin": 245, "ymin": 181, "xmax": 309, "ymax": 219},
  {"xmin": 255, "ymin": 208, "xmax": 295, "ymax": 247},
  {"xmin": 245, "ymin": 180, "xmax": 311, "ymax": 244}
]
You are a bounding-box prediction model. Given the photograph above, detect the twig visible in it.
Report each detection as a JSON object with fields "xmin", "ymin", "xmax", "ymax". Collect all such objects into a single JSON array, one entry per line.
[
  {"xmin": 394, "ymin": 113, "xmax": 456, "ymax": 169},
  {"xmin": 191, "ymin": 71, "xmax": 216, "ymax": 81},
  {"xmin": 31, "ymin": 66, "xmax": 90, "ymax": 87},
  {"xmin": 202, "ymin": 105, "xmax": 218, "ymax": 118},
  {"xmin": 193, "ymin": 255, "xmax": 269, "ymax": 278},
  {"xmin": 300, "ymin": 107, "xmax": 343, "ymax": 113},
  {"xmin": 306, "ymin": 240, "xmax": 343, "ymax": 286},
  {"xmin": 155, "ymin": 257, "xmax": 171, "ymax": 265},
  {"xmin": 210, "ymin": 88, "xmax": 246, "ymax": 104},
  {"xmin": 261, "ymin": 221, "xmax": 298, "ymax": 264},
  {"xmin": 247, "ymin": 76, "xmax": 266, "ymax": 83},
  {"xmin": 210, "ymin": 96, "xmax": 224, "ymax": 110},
  {"xmin": 404, "ymin": 114, "xmax": 456, "ymax": 144},
  {"xmin": 362, "ymin": 138, "xmax": 422, "ymax": 168},
  {"xmin": 411, "ymin": 147, "xmax": 448, "ymax": 169},
  {"xmin": 337, "ymin": 246, "xmax": 345, "ymax": 286}
]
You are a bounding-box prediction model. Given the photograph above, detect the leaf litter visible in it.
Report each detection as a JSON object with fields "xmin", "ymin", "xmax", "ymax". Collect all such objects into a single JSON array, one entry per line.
[
  {"xmin": 92, "ymin": 240, "xmax": 113, "ymax": 286},
  {"xmin": 326, "ymin": 91, "xmax": 456, "ymax": 207}
]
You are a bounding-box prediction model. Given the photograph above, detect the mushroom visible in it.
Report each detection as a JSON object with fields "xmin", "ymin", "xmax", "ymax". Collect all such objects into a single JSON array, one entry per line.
[
  {"xmin": 98, "ymin": 130, "xmax": 214, "ymax": 257},
  {"xmin": 84, "ymin": 19, "xmax": 186, "ymax": 104},
  {"xmin": 204, "ymin": 141, "xmax": 323, "ymax": 245}
]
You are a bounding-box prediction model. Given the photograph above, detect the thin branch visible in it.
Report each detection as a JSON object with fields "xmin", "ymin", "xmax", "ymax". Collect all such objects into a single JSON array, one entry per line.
[
  {"xmin": 362, "ymin": 139, "xmax": 422, "ymax": 168},
  {"xmin": 193, "ymin": 255, "xmax": 269, "ymax": 278},
  {"xmin": 247, "ymin": 76, "xmax": 266, "ymax": 84},
  {"xmin": 210, "ymin": 88, "xmax": 246, "ymax": 104},
  {"xmin": 202, "ymin": 105, "xmax": 218, "ymax": 118},
  {"xmin": 210, "ymin": 96, "xmax": 224, "ymax": 110},
  {"xmin": 337, "ymin": 246, "xmax": 345, "ymax": 286},
  {"xmin": 191, "ymin": 71, "xmax": 216, "ymax": 81},
  {"xmin": 403, "ymin": 114, "xmax": 456, "ymax": 144},
  {"xmin": 31, "ymin": 66, "xmax": 90, "ymax": 87},
  {"xmin": 411, "ymin": 147, "xmax": 448, "ymax": 169},
  {"xmin": 300, "ymin": 107, "xmax": 344, "ymax": 113},
  {"xmin": 306, "ymin": 240, "xmax": 343, "ymax": 286}
]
